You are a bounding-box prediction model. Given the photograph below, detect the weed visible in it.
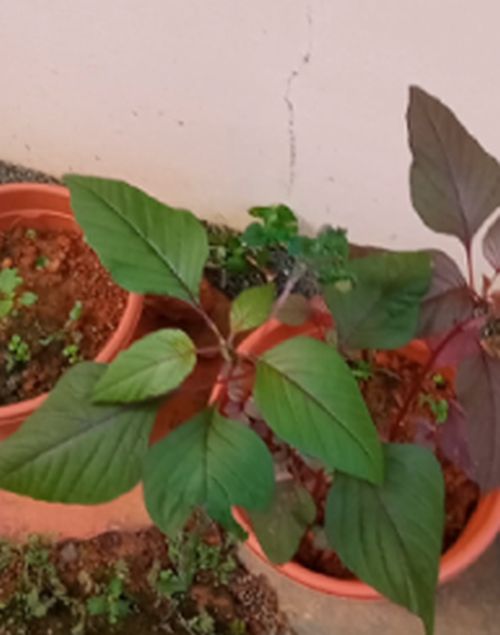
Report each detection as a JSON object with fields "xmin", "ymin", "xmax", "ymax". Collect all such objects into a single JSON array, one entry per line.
[
  {"xmin": 69, "ymin": 300, "xmax": 83, "ymax": 322},
  {"xmin": 63, "ymin": 344, "xmax": 81, "ymax": 365},
  {"xmin": 86, "ymin": 560, "xmax": 134, "ymax": 625},
  {"xmin": 186, "ymin": 610, "xmax": 216, "ymax": 634},
  {"xmin": 35, "ymin": 256, "xmax": 49, "ymax": 270},
  {"xmin": 0, "ymin": 267, "xmax": 23, "ymax": 318},
  {"xmin": 19, "ymin": 291, "xmax": 38, "ymax": 307},
  {"xmin": 25, "ymin": 229, "xmax": 37, "ymax": 240},
  {"xmin": 419, "ymin": 394, "xmax": 450, "ymax": 425},
  {"xmin": 350, "ymin": 359, "xmax": 374, "ymax": 382},
  {"xmin": 6, "ymin": 334, "xmax": 31, "ymax": 371}
]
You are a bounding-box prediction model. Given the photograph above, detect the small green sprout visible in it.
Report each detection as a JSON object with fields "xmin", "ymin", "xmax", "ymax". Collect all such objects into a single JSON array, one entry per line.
[
  {"xmin": 35, "ymin": 256, "xmax": 49, "ymax": 270},
  {"xmin": 25, "ymin": 228, "xmax": 38, "ymax": 240},
  {"xmin": 20, "ymin": 291, "xmax": 38, "ymax": 307},
  {"xmin": 350, "ymin": 359, "xmax": 374, "ymax": 382},
  {"xmin": 0, "ymin": 267, "xmax": 23, "ymax": 318},
  {"xmin": 69, "ymin": 300, "xmax": 83, "ymax": 322},
  {"xmin": 187, "ymin": 611, "xmax": 216, "ymax": 635},
  {"xmin": 419, "ymin": 394, "xmax": 449, "ymax": 425},
  {"xmin": 6, "ymin": 334, "xmax": 31, "ymax": 371},
  {"xmin": 432, "ymin": 373, "xmax": 447, "ymax": 388},
  {"xmin": 86, "ymin": 560, "xmax": 133, "ymax": 625},
  {"xmin": 63, "ymin": 344, "xmax": 81, "ymax": 365}
]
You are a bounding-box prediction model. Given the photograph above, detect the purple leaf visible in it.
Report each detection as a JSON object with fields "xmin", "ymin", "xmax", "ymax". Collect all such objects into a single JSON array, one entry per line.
[
  {"xmin": 408, "ymin": 86, "xmax": 500, "ymax": 247},
  {"xmin": 457, "ymin": 349, "xmax": 500, "ymax": 490},
  {"xmin": 483, "ymin": 215, "xmax": 500, "ymax": 272},
  {"xmin": 426, "ymin": 317, "xmax": 483, "ymax": 368},
  {"xmin": 437, "ymin": 400, "xmax": 474, "ymax": 479},
  {"xmin": 418, "ymin": 250, "xmax": 475, "ymax": 337}
]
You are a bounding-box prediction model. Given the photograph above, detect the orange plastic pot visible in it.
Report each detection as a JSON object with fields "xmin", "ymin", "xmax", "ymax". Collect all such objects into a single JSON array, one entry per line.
[
  {"xmin": 0, "ymin": 183, "xmax": 143, "ymax": 439},
  {"xmin": 0, "ymin": 184, "xmax": 147, "ymax": 541},
  {"xmin": 216, "ymin": 318, "xmax": 500, "ymax": 598}
]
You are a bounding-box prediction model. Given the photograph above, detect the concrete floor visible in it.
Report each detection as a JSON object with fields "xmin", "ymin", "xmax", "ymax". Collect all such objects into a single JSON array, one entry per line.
[{"xmin": 240, "ymin": 538, "xmax": 500, "ymax": 635}]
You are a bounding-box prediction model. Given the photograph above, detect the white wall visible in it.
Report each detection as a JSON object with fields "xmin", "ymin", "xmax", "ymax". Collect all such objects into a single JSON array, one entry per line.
[{"xmin": 1, "ymin": 1, "xmax": 500, "ymax": 274}]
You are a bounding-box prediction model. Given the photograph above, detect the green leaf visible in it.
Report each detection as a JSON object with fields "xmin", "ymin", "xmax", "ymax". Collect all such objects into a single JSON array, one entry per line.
[
  {"xmin": 249, "ymin": 481, "xmax": 315, "ymax": 564},
  {"xmin": 408, "ymin": 86, "xmax": 500, "ymax": 247},
  {"xmin": 63, "ymin": 175, "xmax": 209, "ymax": 303},
  {"xmin": 93, "ymin": 329, "xmax": 196, "ymax": 404},
  {"xmin": 143, "ymin": 408, "xmax": 275, "ymax": 537},
  {"xmin": 230, "ymin": 284, "xmax": 275, "ymax": 333},
  {"xmin": 20, "ymin": 291, "xmax": 38, "ymax": 307},
  {"xmin": 326, "ymin": 444, "xmax": 444, "ymax": 635},
  {"xmin": 69, "ymin": 300, "xmax": 83, "ymax": 321},
  {"xmin": 0, "ymin": 299, "xmax": 13, "ymax": 318},
  {"xmin": 0, "ymin": 363, "xmax": 157, "ymax": 503},
  {"xmin": 242, "ymin": 204, "xmax": 298, "ymax": 247},
  {"xmin": 254, "ymin": 337, "xmax": 383, "ymax": 484},
  {"xmin": 323, "ymin": 251, "xmax": 431, "ymax": 349},
  {"xmin": 0, "ymin": 268, "xmax": 22, "ymax": 297}
]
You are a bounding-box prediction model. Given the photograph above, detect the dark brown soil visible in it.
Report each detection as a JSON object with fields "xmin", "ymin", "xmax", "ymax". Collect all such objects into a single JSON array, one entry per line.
[
  {"xmin": 0, "ymin": 226, "xmax": 127, "ymax": 405},
  {"xmin": 0, "ymin": 526, "xmax": 291, "ymax": 635}
]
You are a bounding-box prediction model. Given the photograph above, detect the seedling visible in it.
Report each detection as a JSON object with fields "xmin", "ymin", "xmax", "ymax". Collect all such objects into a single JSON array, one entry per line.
[
  {"xmin": 350, "ymin": 359, "xmax": 374, "ymax": 382},
  {"xmin": 86, "ymin": 560, "xmax": 133, "ymax": 625},
  {"xmin": 63, "ymin": 344, "xmax": 81, "ymax": 365},
  {"xmin": 0, "ymin": 267, "xmax": 23, "ymax": 318},
  {"xmin": 419, "ymin": 394, "xmax": 450, "ymax": 425},
  {"xmin": 68, "ymin": 300, "xmax": 83, "ymax": 322},
  {"xmin": 2, "ymin": 87, "xmax": 499, "ymax": 635},
  {"xmin": 25, "ymin": 228, "xmax": 37, "ymax": 240},
  {"xmin": 6, "ymin": 334, "xmax": 31, "ymax": 372},
  {"xmin": 35, "ymin": 256, "xmax": 49, "ymax": 270}
]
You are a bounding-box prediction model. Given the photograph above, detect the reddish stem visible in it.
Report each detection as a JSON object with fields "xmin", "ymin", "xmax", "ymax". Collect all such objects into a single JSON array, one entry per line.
[{"xmin": 466, "ymin": 243, "xmax": 476, "ymax": 292}]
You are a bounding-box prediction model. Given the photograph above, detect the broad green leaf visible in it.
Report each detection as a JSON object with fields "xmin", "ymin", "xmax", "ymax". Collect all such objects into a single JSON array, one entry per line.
[
  {"xmin": 0, "ymin": 363, "xmax": 157, "ymax": 503},
  {"xmin": 230, "ymin": 284, "xmax": 275, "ymax": 333},
  {"xmin": 249, "ymin": 480, "xmax": 315, "ymax": 564},
  {"xmin": 418, "ymin": 250, "xmax": 475, "ymax": 337},
  {"xmin": 323, "ymin": 251, "xmax": 431, "ymax": 349},
  {"xmin": 63, "ymin": 175, "xmax": 209, "ymax": 303},
  {"xmin": 143, "ymin": 408, "xmax": 275, "ymax": 537},
  {"xmin": 483, "ymin": 215, "xmax": 500, "ymax": 272},
  {"xmin": 457, "ymin": 350, "xmax": 500, "ymax": 490},
  {"xmin": 254, "ymin": 337, "xmax": 383, "ymax": 484},
  {"xmin": 408, "ymin": 86, "xmax": 500, "ymax": 247},
  {"xmin": 326, "ymin": 444, "xmax": 444, "ymax": 635},
  {"xmin": 93, "ymin": 329, "xmax": 196, "ymax": 404}
]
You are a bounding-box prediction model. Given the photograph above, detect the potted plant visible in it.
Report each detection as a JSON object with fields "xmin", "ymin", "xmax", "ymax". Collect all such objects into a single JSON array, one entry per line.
[
  {"xmin": 0, "ymin": 183, "xmax": 142, "ymax": 440},
  {"xmin": 0, "ymin": 86, "xmax": 499, "ymax": 635}
]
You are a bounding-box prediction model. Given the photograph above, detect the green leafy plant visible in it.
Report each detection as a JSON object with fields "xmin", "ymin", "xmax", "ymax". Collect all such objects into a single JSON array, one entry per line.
[
  {"xmin": 86, "ymin": 560, "xmax": 133, "ymax": 625},
  {"xmin": 6, "ymin": 334, "xmax": 31, "ymax": 372},
  {"xmin": 0, "ymin": 268, "xmax": 23, "ymax": 317},
  {"xmin": 1, "ymin": 86, "xmax": 496, "ymax": 634},
  {"xmin": 62, "ymin": 343, "xmax": 81, "ymax": 365}
]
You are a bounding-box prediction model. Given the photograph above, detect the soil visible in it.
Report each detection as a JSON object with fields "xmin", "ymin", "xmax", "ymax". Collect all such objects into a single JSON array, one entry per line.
[
  {"xmin": 222, "ymin": 346, "xmax": 480, "ymax": 581},
  {"xmin": 0, "ymin": 526, "xmax": 292, "ymax": 635},
  {"xmin": 0, "ymin": 226, "xmax": 127, "ymax": 404}
]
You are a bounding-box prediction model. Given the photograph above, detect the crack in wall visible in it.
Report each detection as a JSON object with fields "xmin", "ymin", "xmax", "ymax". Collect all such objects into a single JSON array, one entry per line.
[{"xmin": 284, "ymin": 3, "xmax": 313, "ymax": 196}]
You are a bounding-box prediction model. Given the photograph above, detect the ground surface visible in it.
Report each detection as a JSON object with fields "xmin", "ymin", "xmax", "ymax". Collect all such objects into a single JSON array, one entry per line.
[{"xmin": 240, "ymin": 539, "xmax": 500, "ymax": 635}]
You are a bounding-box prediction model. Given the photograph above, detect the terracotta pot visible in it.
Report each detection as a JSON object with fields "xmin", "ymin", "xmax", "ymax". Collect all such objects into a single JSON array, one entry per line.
[
  {"xmin": 0, "ymin": 183, "xmax": 148, "ymax": 541},
  {"xmin": 0, "ymin": 183, "xmax": 143, "ymax": 438},
  {"xmin": 216, "ymin": 318, "xmax": 500, "ymax": 598}
]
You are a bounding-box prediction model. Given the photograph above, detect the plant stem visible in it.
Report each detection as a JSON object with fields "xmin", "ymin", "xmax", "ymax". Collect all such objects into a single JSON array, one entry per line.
[
  {"xmin": 269, "ymin": 262, "xmax": 306, "ymax": 321},
  {"xmin": 192, "ymin": 304, "xmax": 231, "ymax": 362},
  {"xmin": 466, "ymin": 244, "xmax": 476, "ymax": 292},
  {"xmin": 394, "ymin": 320, "xmax": 469, "ymax": 428}
]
